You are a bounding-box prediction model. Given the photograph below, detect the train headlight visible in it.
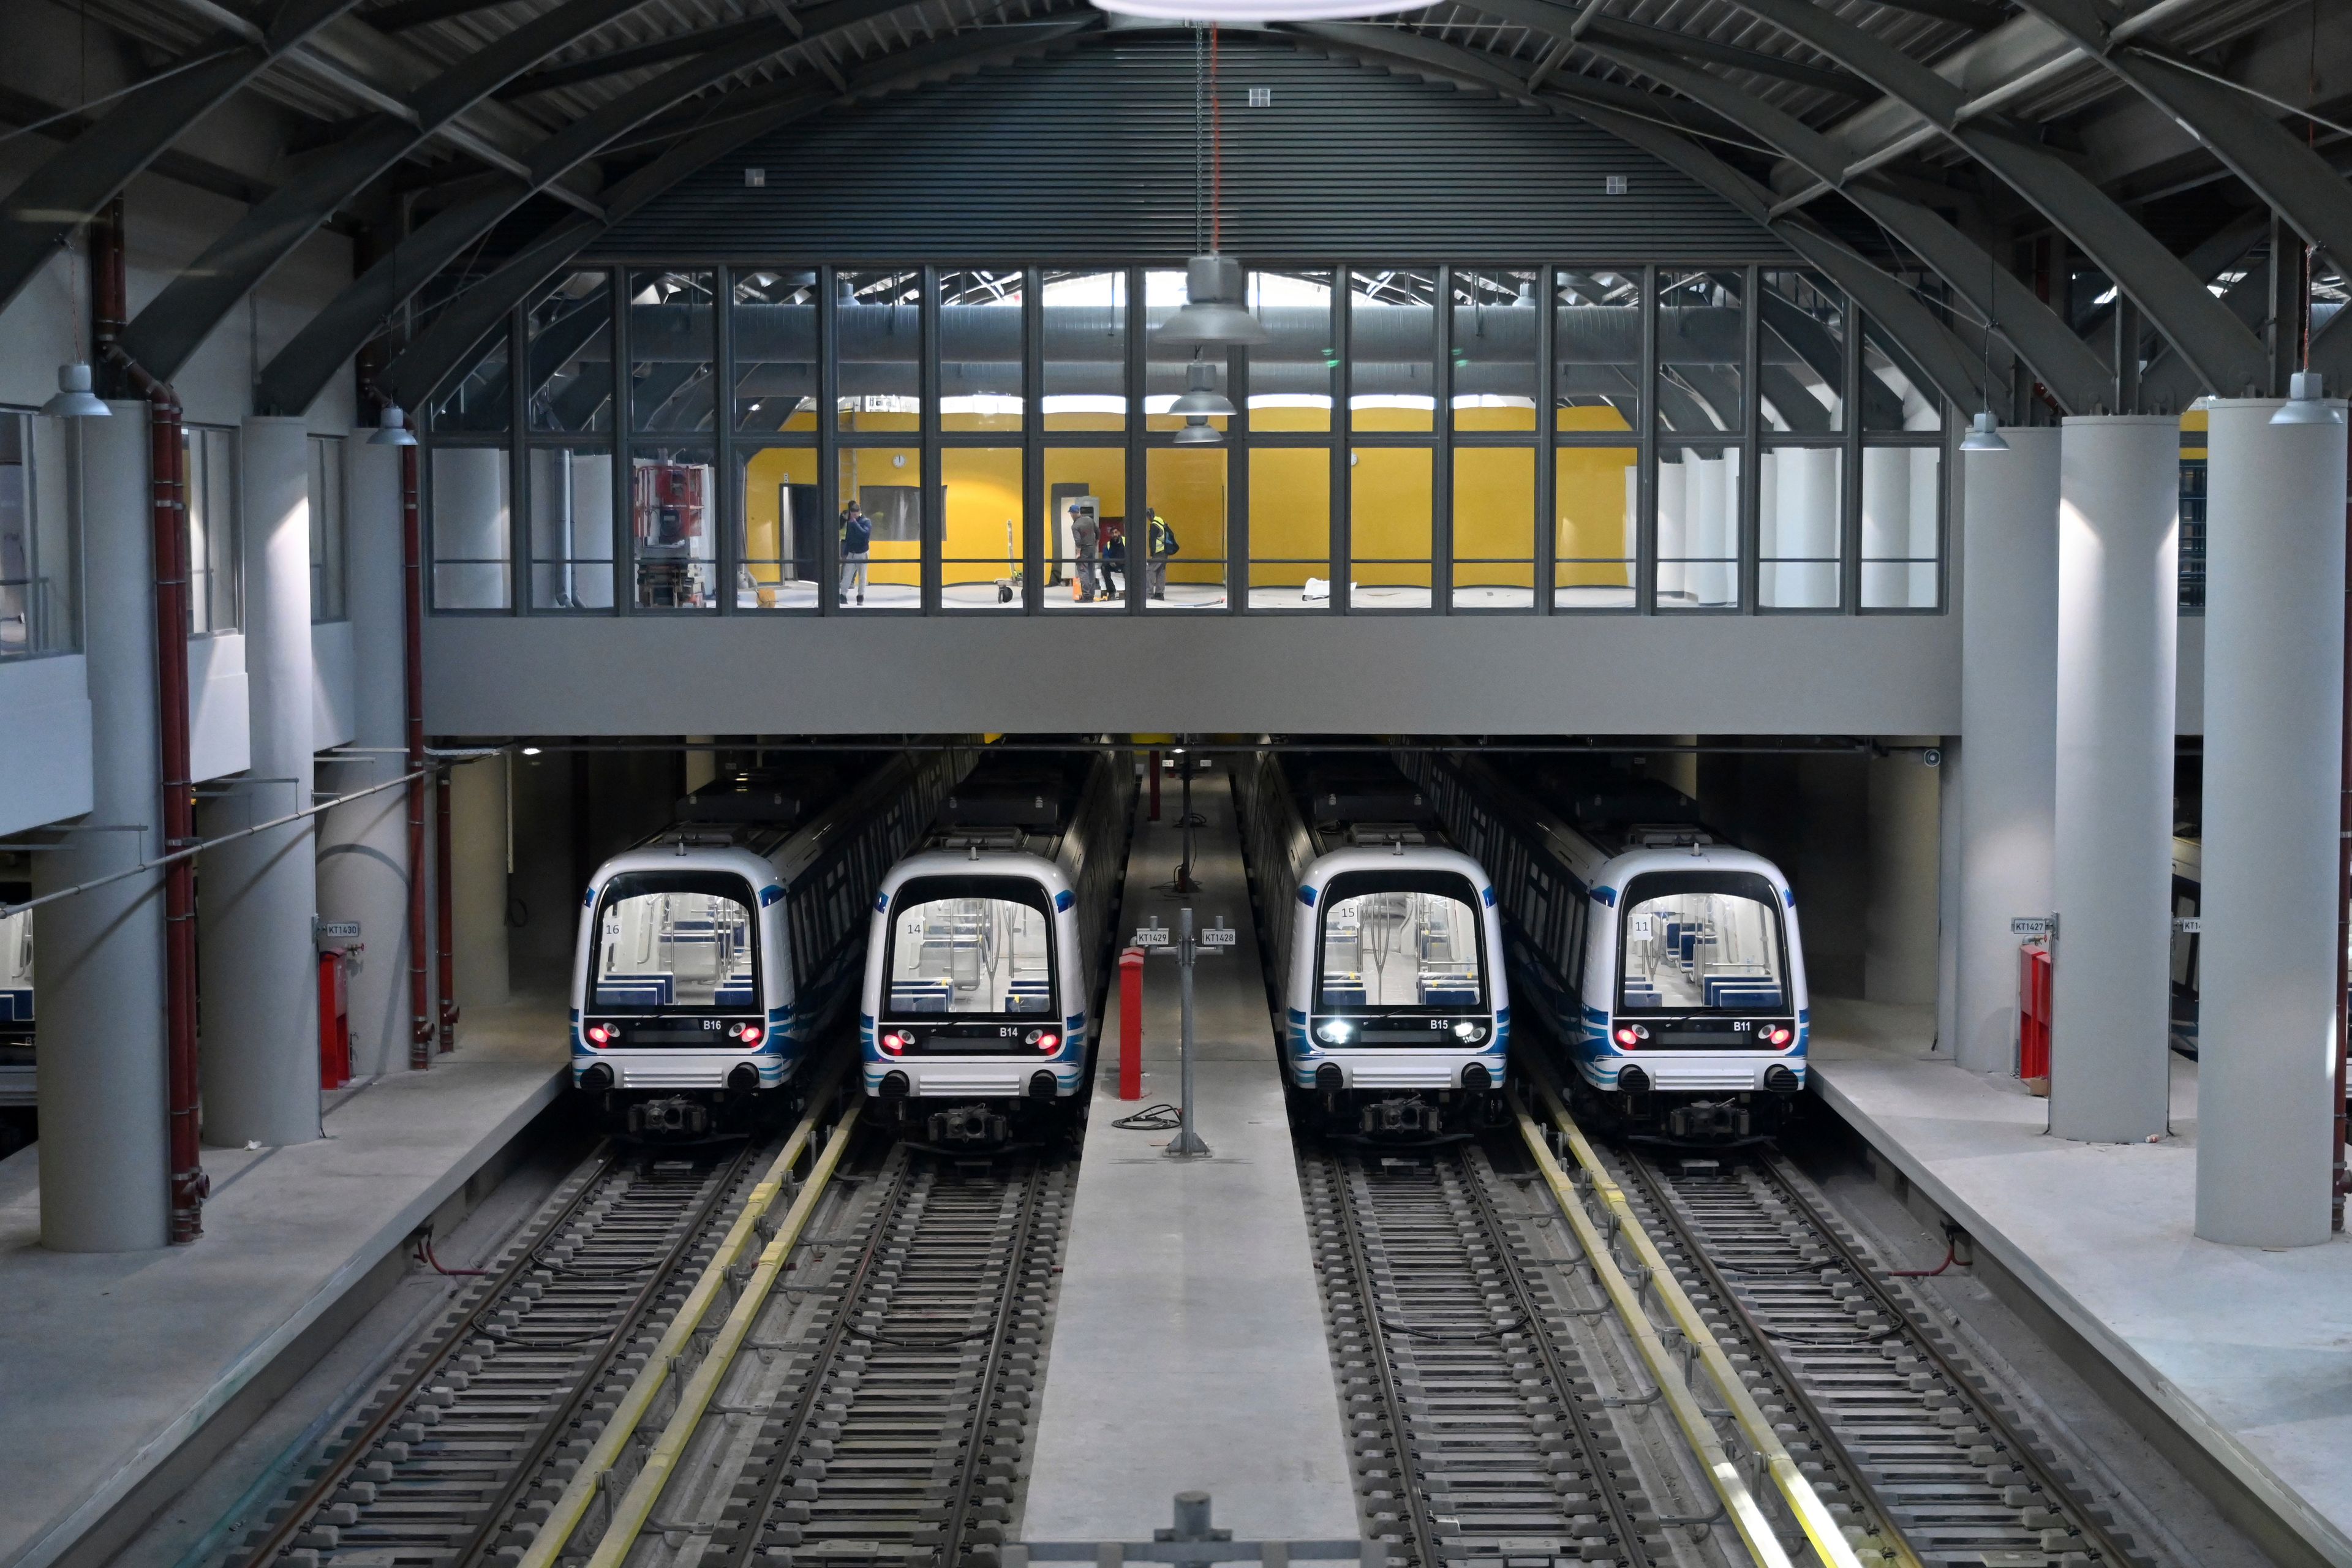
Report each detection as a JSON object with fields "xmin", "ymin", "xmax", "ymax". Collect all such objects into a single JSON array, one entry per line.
[
  {"xmin": 1452, "ymin": 1021, "xmax": 1488, "ymax": 1044},
  {"xmin": 880, "ymin": 1031, "xmax": 910, "ymax": 1056},
  {"xmin": 739, "ymin": 1024, "xmax": 764, "ymax": 1047},
  {"xmin": 1613, "ymin": 1024, "xmax": 1649, "ymax": 1048},
  {"xmin": 1766, "ymin": 1026, "xmax": 1793, "ymax": 1048},
  {"xmin": 585, "ymin": 1024, "xmax": 611, "ymax": 1047},
  {"xmin": 1314, "ymin": 1020, "xmax": 1353, "ymax": 1045}
]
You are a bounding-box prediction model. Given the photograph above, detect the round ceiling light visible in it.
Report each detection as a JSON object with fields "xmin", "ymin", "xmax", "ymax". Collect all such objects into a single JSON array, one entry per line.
[{"xmin": 1094, "ymin": 0, "xmax": 1433, "ymax": 18}]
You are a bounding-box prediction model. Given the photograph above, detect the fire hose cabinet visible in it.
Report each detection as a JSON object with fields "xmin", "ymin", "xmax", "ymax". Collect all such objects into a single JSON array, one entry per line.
[
  {"xmin": 633, "ymin": 461, "xmax": 706, "ymax": 608},
  {"xmin": 2018, "ymin": 942, "xmax": 2052, "ymax": 1095}
]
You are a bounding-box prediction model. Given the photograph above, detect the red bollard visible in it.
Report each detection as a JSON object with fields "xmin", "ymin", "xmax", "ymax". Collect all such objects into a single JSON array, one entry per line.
[
  {"xmin": 1147, "ymin": 750, "xmax": 1161, "ymax": 821},
  {"xmin": 1118, "ymin": 946, "xmax": 1147, "ymax": 1100},
  {"xmin": 318, "ymin": 950, "xmax": 352, "ymax": 1090}
]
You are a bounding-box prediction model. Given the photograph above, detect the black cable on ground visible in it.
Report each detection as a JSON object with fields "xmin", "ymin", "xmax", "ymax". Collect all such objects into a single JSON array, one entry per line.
[{"xmin": 1111, "ymin": 1102, "xmax": 1185, "ymax": 1130}]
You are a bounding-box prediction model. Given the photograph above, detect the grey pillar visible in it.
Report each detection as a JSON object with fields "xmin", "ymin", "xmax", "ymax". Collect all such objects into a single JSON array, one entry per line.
[
  {"xmin": 2049, "ymin": 417, "xmax": 2177, "ymax": 1143},
  {"xmin": 2195, "ymin": 396, "xmax": 2349, "ymax": 1245},
  {"xmin": 317, "ymin": 434, "xmax": 412, "ymax": 1079},
  {"xmin": 34, "ymin": 403, "xmax": 169, "ymax": 1251},
  {"xmin": 1864, "ymin": 743, "xmax": 1941, "ymax": 1005},
  {"xmin": 198, "ymin": 417, "xmax": 320, "ymax": 1146},
  {"xmin": 450, "ymin": 755, "xmax": 511, "ymax": 1010},
  {"xmin": 1954, "ymin": 428, "xmax": 2059, "ymax": 1074}
]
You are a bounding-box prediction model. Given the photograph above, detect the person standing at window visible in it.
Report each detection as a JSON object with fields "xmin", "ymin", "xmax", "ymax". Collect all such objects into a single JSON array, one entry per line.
[
  {"xmin": 1144, "ymin": 506, "xmax": 1177, "ymax": 601},
  {"xmin": 839, "ymin": 501, "xmax": 871, "ymax": 605},
  {"xmin": 1071, "ymin": 502, "xmax": 1101, "ymax": 602}
]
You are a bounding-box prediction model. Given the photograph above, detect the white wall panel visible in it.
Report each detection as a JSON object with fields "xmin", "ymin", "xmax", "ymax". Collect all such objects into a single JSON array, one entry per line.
[{"xmin": 0, "ymin": 655, "xmax": 92, "ymax": 835}]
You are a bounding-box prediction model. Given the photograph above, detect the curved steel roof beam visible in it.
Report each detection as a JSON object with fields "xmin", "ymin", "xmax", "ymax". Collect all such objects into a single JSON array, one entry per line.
[
  {"xmin": 117, "ymin": 0, "xmax": 662, "ymax": 384},
  {"xmin": 1558, "ymin": 29, "xmax": 2109, "ymax": 413},
  {"xmin": 0, "ymin": 0, "xmax": 364, "ymax": 318},
  {"xmin": 381, "ymin": 17, "xmax": 1100, "ymax": 408},
  {"xmin": 1291, "ymin": 23, "xmax": 1994, "ymax": 417},
  {"xmin": 257, "ymin": 0, "xmax": 916, "ymax": 414},
  {"xmin": 1722, "ymin": 0, "xmax": 2267, "ymax": 400},
  {"xmin": 2007, "ymin": 0, "xmax": 2352, "ymax": 288}
]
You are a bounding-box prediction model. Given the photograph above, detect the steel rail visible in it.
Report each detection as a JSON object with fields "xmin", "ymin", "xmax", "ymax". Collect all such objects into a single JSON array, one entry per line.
[
  {"xmin": 1507, "ymin": 1090, "xmax": 1804, "ymax": 1568},
  {"xmin": 1609, "ymin": 1151, "xmax": 1925, "ymax": 1568},
  {"xmin": 1517, "ymin": 1063, "xmax": 1865, "ymax": 1568},
  {"xmin": 578, "ymin": 1098, "xmax": 865, "ymax": 1568},
  {"xmin": 514, "ymin": 1065, "xmax": 851, "ymax": 1568},
  {"xmin": 1744, "ymin": 1150, "xmax": 2149, "ymax": 1567}
]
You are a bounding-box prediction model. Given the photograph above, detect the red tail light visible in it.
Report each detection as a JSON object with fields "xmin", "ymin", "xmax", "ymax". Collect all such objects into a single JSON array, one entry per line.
[
  {"xmin": 880, "ymin": 1031, "xmax": 908, "ymax": 1056},
  {"xmin": 1766, "ymin": 1027, "xmax": 1793, "ymax": 1047},
  {"xmin": 585, "ymin": 1025, "xmax": 610, "ymax": 1046},
  {"xmin": 1036, "ymin": 1032, "xmax": 1059, "ymax": 1054},
  {"xmin": 739, "ymin": 1024, "xmax": 764, "ymax": 1047},
  {"xmin": 1614, "ymin": 1027, "xmax": 1641, "ymax": 1048}
]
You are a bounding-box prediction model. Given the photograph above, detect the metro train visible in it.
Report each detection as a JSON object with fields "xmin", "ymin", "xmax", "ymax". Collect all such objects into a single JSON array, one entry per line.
[
  {"xmin": 1404, "ymin": 752, "xmax": 1808, "ymax": 1141},
  {"xmin": 862, "ymin": 751, "xmax": 1135, "ymax": 1145},
  {"xmin": 1232, "ymin": 753, "xmax": 1510, "ymax": 1137},
  {"xmin": 570, "ymin": 751, "xmax": 970, "ymax": 1133},
  {"xmin": 2169, "ymin": 835, "xmax": 2201, "ymax": 1057},
  {"xmin": 0, "ymin": 901, "xmax": 29, "ymax": 1046}
]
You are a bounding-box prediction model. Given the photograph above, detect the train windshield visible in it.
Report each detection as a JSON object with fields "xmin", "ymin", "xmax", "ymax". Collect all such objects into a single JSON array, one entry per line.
[
  {"xmin": 884, "ymin": 875, "xmax": 1057, "ymax": 1019},
  {"xmin": 1316, "ymin": 870, "xmax": 1486, "ymax": 1014},
  {"xmin": 1616, "ymin": 870, "xmax": 1787, "ymax": 1012},
  {"xmin": 591, "ymin": 872, "xmax": 758, "ymax": 1012}
]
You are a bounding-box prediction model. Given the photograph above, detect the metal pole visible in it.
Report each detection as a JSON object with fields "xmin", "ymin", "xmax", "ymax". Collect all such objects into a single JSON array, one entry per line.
[{"xmin": 1168, "ymin": 906, "xmax": 1210, "ymax": 1156}]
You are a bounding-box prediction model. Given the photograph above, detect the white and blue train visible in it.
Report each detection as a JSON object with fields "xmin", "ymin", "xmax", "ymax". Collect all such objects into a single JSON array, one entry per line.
[
  {"xmin": 1233, "ymin": 753, "xmax": 1510, "ymax": 1137},
  {"xmin": 862, "ymin": 752, "xmax": 1134, "ymax": 1145},
  {"xmin": 1406, "ymin": 752, "xmax": 1808, "ymax": 1141},
  {"xmin": 571, "ymin": 752, "xmax": 970, "ymax": 1134}
]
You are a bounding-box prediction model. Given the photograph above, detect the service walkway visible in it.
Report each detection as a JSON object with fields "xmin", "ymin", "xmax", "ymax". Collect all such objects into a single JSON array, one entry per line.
[
  {"xmin": 0, "ymin": 1000, "xmax": 568, "ymax": 1568},
  {"xmin": 1024, "ymin": 767, "xmax": 1359, "ymax": 1544},
  {"xmin": 1807, "ymin": 1000, "xmax": 2352, "ymax": 1568}
]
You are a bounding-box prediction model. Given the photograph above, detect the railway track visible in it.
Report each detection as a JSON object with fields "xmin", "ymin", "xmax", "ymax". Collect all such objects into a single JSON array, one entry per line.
[
  {"xmin": 238, "ymin": 1136, "xmax": 772, "ymax": 1568},
  {"xmin": 1608, "ymin": 1145, "xmax": 2150, "ymax": 1568},
  {"xmin": 1302, "ymin": 1139, "xmax": 1792, "ymax": 1568}
]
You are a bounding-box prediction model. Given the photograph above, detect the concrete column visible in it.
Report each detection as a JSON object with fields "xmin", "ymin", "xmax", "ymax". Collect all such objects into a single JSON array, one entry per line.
[
  {"xmin": 450, "ymin": 755, "xmax": 511, "ymax": 1008},
  {"xmin": 1774, "ymin": 447, "xmax": 1838, "ymax": 608},
  {"xmin": 1860, "ymin": 445, "xmax": 1911, "ymax": 608},
  {"xmin": 2049, "ymin": 417, "xmax": 2177, "ymax": 1142},
  {"xmin": 34, "ymin": 402, "xmax": 169, "ymax": 1250},
  {"xmin": 1656, "ymin": 456, "xmax": 1687, "ymax": 600},
  {"xmin": 2195, "ymin": 397, "xmax": 2349, "ymax": 1245},
  {"xmin": 1954, "ymin": 428, "xmax": 2059, "ymax": 1074},
  {"xmin": 1688, "ymin": 451, "xmax": 1728, "ymax": 606},
  {"xmin": 199, "ymin": 417, "xmax": 318, "ymax": 1147},
  {"xmin": 1866, "ymin": 744, "xmax": 1942, "ymax": 1005},
  {"xmin": 434, "ymin": 445, "xmax": 509, "ymax": 610},
  {"xmin": 1757, "ymin": 450, "xmax": 1780, "ymax": 605},
  {"xmin": 317, "ymin": 435, "xmax": 414, "ymax": 1079}
]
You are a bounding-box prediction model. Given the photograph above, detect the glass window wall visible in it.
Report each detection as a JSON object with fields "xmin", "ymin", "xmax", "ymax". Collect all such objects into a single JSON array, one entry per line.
[
  {"xmin": 0, "ymin": 410, "xmax": 75, "ymax": 658},
  {"xmin": 309, "ymin": 435, "xmax": 345, "ymax": 622},
  {"xmin": 185, "ymin": 426, "xmax": 239, "ymax": 633},
  {"xmin": 424, "ymin": 263, "xmax": 1951, "ymax": 620}
]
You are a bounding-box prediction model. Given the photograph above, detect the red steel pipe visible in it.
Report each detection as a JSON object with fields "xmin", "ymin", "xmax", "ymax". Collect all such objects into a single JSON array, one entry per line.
[
  {"xmin": 435, "ymin": 764, "xmax": 457, "ymax": 1052},
  {"xmin": 96, "ymin": 197, "xmax": 205, "ymax": 1241},
  {"xmin": 403, "ymin": 444, "xmax": 432, "ymax": 1069}
]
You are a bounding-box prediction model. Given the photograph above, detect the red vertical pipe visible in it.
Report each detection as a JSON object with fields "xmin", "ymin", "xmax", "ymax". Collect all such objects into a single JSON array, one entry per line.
[
  {"xmin": 96, "ymin": 197, "xmax": 205, "ymax": 1242},
  {"xmin": 403, "ymin": 445, "xmax": 431, "ymax": 1069},
  {"xmin": 436, "ymin": 765, "xmax": 457, "ymax": 1052}
]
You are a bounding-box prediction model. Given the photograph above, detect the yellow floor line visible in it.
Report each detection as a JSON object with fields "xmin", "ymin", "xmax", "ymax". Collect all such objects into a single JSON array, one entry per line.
[
  {"xmin": 1509, "ymin": 1089, "xmax": 1795, "ymax": 1568},
  {"xmin": 1520, "ymin": 1061, "xmax": 1877, "ymax": 1568},
  {"xmin": 584, "ymin": 1098, "xmax": 863, "ymax": 1568},
  {"xmin": 518, "ymin": 1069, "xmax": 848, "ymax": 1568}
]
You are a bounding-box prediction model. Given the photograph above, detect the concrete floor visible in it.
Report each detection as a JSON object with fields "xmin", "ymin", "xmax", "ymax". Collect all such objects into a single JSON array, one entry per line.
[
  {"xmin": 0, "ymin": 997, "xmax": 567, "ymax": 1568},
  {"xmin": 1023, "ymin": 767, "xmax": 1359, "ymax": 1547},
  {"xmin": 1807, "ymin": 998, "xmax": 2352, "ymax": 1568}
]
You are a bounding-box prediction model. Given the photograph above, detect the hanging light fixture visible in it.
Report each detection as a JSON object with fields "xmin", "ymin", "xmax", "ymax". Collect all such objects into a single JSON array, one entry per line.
[
  {"xmin": 42, "ymin": 361, "xmax": 108, "ymax": 420},
  {"xmin": 1959, "ymin": 251, "xmax": 2009, "ymax": 453},
  {"xmin": 1172, "ymin": 414, "xmax": 1223, "ymax": 445},
  {"xmin": 1158, "ymin": 25, "xmax": 1268, "ymax": 349},
  {"xmin": 370, "ymin": 404, "xmax": 418, "ymax": 447},
  {"xmin": 1169, "ymin": 360, "xmax": 1237, "ymax": 417},
  {"xmin": 2271, "ymin": 370, "xmax": 2346, "ymax": 427}
]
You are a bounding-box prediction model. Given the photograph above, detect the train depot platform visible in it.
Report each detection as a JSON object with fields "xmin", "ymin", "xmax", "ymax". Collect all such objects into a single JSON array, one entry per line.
[
  {"xmin": 1025, "ymin": 767, "xmax": 1359, "ymax": 1545},
  {"xmin": 0, "ymin": 998, "xmax": 568, "ymax": 1568},
  {"xmin": 1806, "ymin": 1000, "xmax": 2352, "ymax": 1568}
]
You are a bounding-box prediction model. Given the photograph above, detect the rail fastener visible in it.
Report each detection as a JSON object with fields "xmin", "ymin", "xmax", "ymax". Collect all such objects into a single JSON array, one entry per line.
[
  {"xmin": 1515, "ymin": 1061, "xmax": 1870, "ymax": 1568},
  {"xmin": 516, "ymin": 1067, "xmax": 852, "ymax": 1568}
]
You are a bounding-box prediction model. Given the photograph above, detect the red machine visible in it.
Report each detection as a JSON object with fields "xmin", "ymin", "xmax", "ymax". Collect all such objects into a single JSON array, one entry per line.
[{"xmin": 633, "ymin": 461, "xmax": 707, "ymax": 607}]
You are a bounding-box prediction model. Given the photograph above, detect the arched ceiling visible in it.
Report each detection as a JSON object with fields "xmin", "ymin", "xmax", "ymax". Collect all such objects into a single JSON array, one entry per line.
[{"xmin": 2, "ymin": 0, "xmax": 2343, "ymax": 418}]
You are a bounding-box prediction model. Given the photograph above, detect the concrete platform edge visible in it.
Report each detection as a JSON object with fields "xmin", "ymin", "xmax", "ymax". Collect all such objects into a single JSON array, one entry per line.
[
  {"xmin": 9, "ymin": 1066, "xmax": 568, "ymax": 1568},
  {"xmin": 1809, "ymin": 1069, "xmax": 2352, "ymax": 1568}
]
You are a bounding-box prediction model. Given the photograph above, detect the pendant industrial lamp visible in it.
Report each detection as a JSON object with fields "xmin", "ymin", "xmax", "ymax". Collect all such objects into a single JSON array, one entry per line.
[
  {"xmin": 1169, "ymin": 360, "xmax": 1237, "ymax": 417},
  {"xmin": 370, "ymin": 404, "xmax": 419, "ymax": 447},
  {"xmin": 45, "ymin": 6, "xmax": 107, "ymax": 420},
  {"xmin": 1158, "ymin": 25, "xmax": 1265, "ymax": 354},
  {"xmin": 1958, "ymin": 250, "xmax": 2009, "ymax": 453},
  {"xmin": 2271, "ymin": 237, "xmax": 2343, "ymax": 425}
]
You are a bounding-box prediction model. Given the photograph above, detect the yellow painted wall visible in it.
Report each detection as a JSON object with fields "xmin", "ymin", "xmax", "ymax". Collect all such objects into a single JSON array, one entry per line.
[{"xmin": 752, "ymin": 401, "xmax": 1635, "ymax": 596}]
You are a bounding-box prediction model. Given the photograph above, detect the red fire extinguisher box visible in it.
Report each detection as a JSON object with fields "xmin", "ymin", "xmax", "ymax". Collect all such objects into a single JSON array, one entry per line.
[{"xmin": 2018, "ymin": 943, "xmax": 2052, "ymax": 1095}]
